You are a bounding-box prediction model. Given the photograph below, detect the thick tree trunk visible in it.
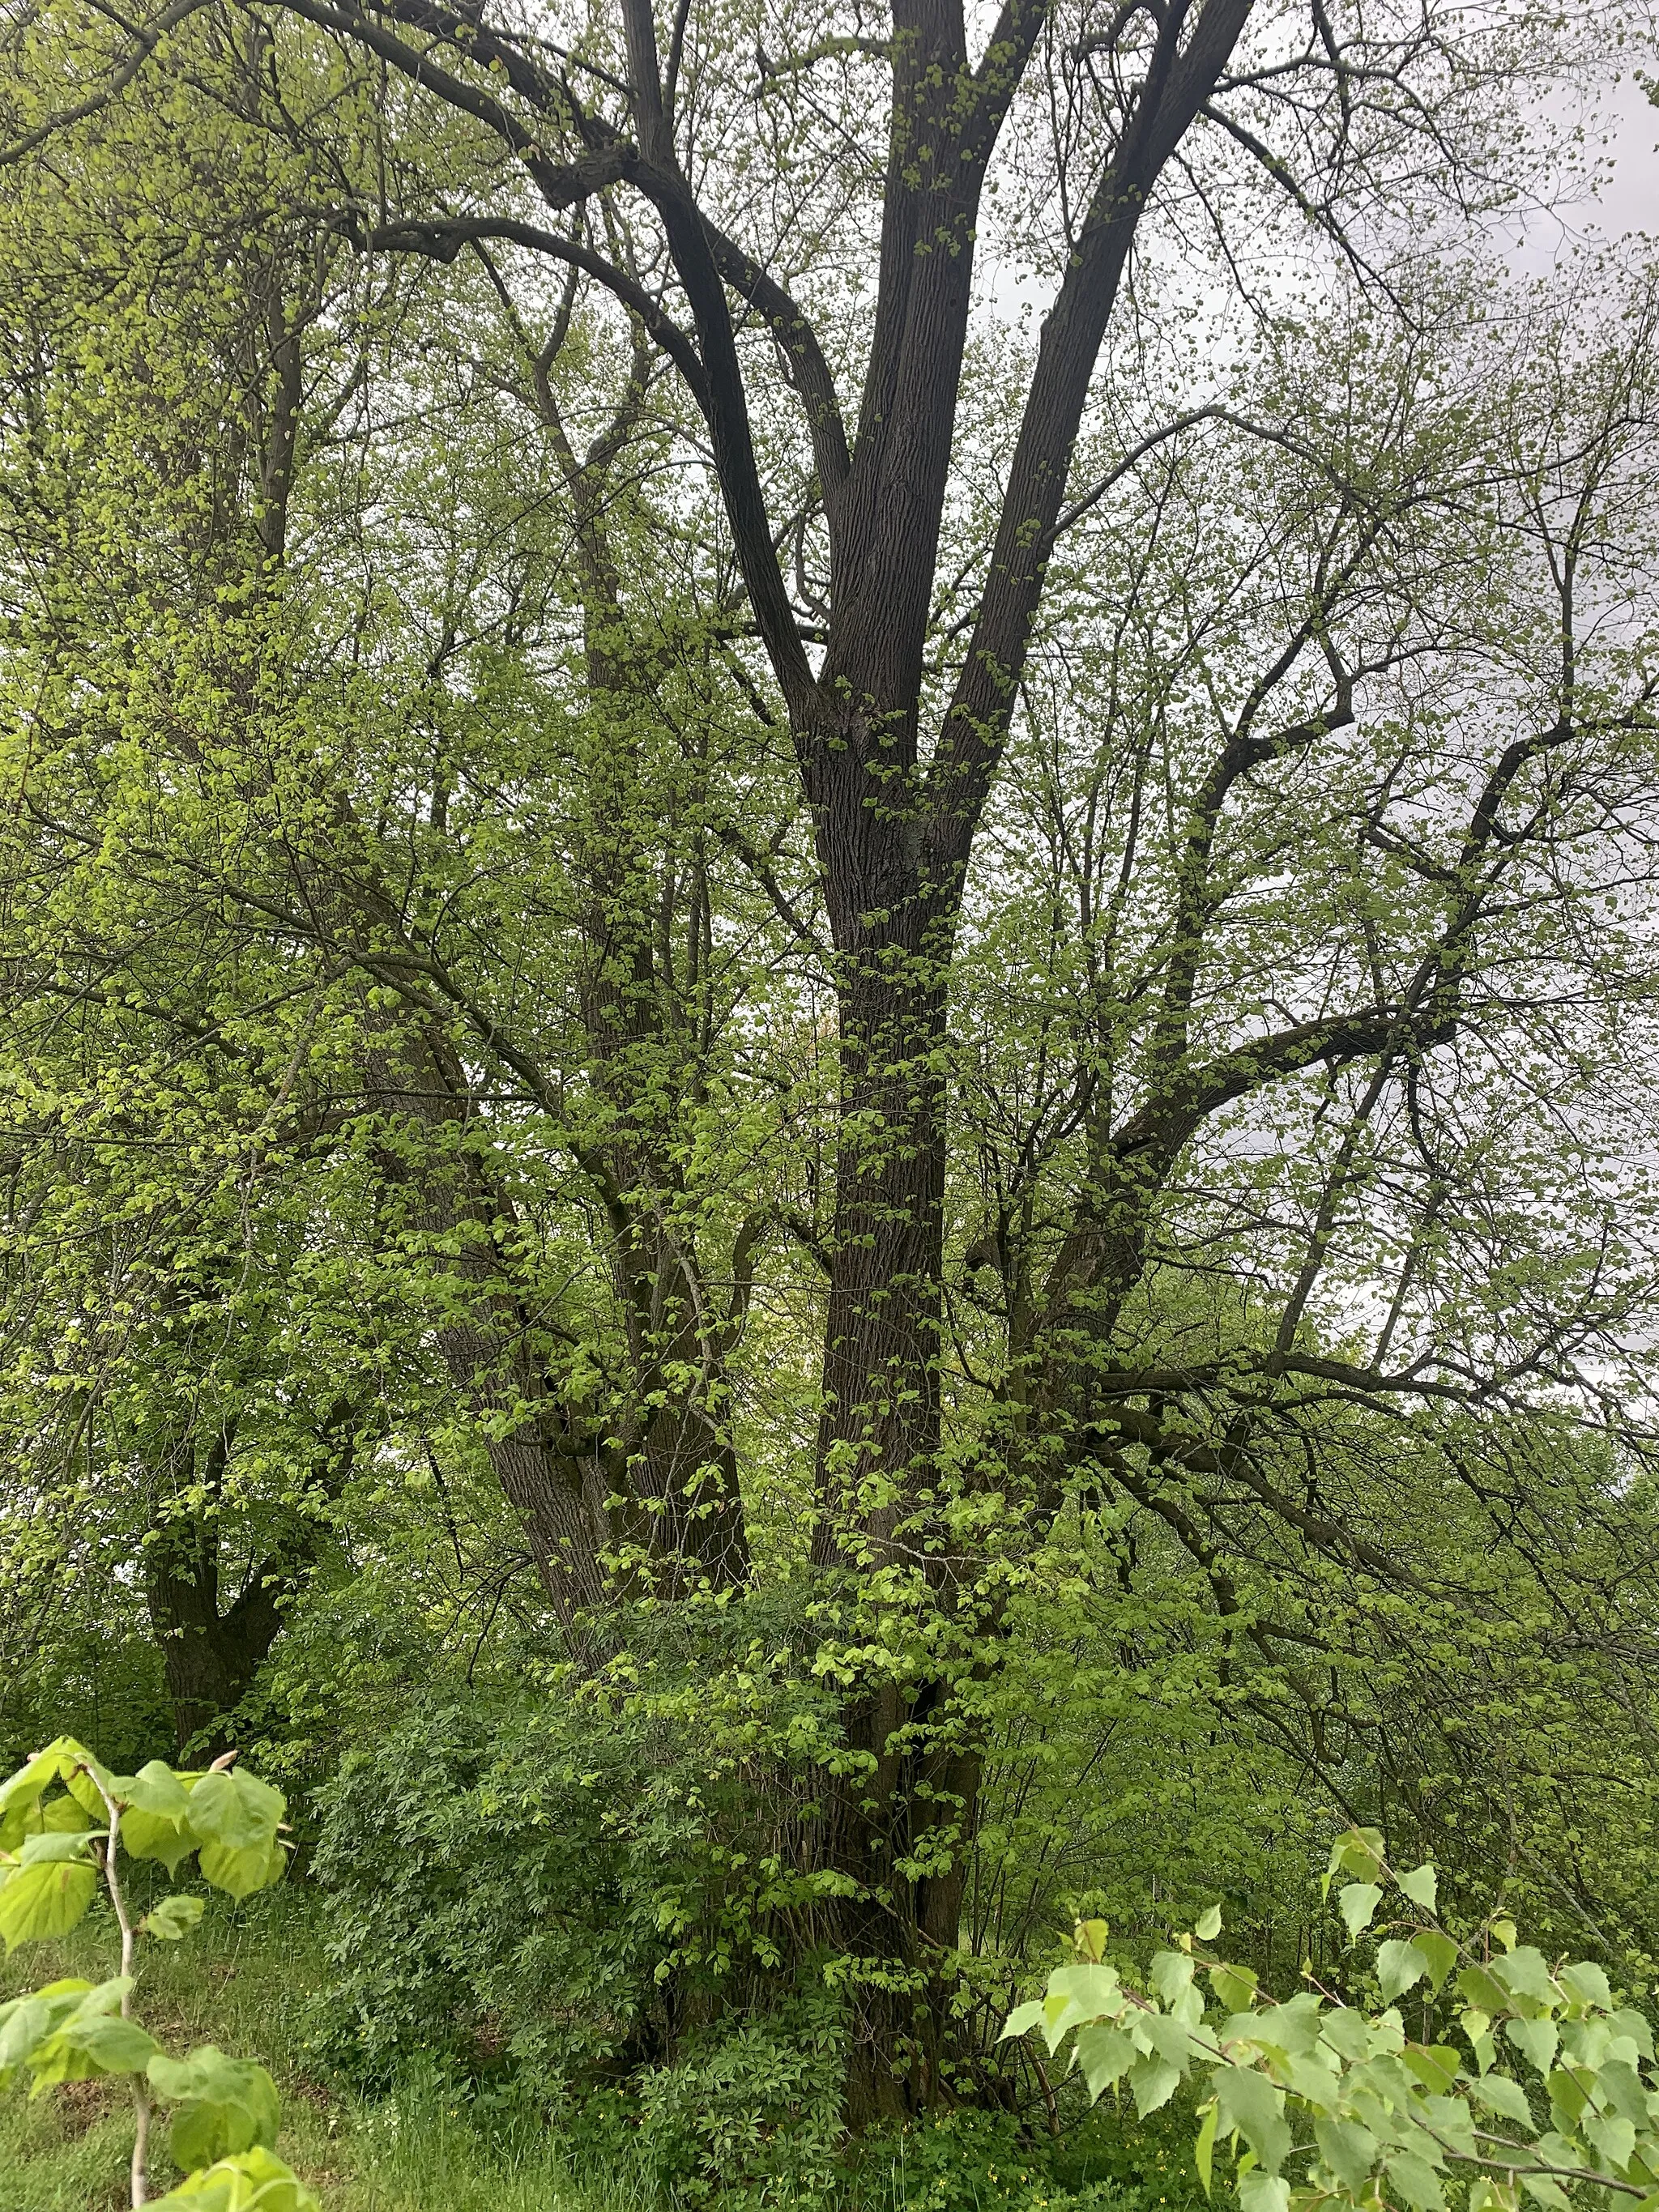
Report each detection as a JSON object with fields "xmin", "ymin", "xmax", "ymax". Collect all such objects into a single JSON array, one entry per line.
[{"xmin": 144, "ymin": 1514, "xmax": 292, "ymax": 1758}]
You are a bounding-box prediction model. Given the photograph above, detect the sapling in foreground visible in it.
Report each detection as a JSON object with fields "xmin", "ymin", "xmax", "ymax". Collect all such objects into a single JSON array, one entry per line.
[
  {"xmin": 1006, "ymin": 1828, "xmax": 1658, "ymax": 2212},
  {"xmin": 0, "ymin": 1734, "xmax": 318, "ymax": 2209}
]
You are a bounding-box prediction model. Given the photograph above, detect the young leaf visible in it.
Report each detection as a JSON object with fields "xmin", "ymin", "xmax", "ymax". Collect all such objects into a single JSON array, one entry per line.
[
  {"xmin": 1379, "ymin": 1939, "xmax": 1431, "ymax": 2001},
  {"xmin": 145, "ymin": 2145, "xmax": 320, "ymax": 2211},
  {"xmin": 197, "ymin": 1836, "xmax": 285, "ymax": 1901},
  {"xmin": 1196, "ymin": 2099, "xmax": 1218, "ymax": 2196},
  {"xmin": 187, "ymin": 1771, "xmax": 284, "ymax": 1856},
  {"xmin": 1397, "ymin": 1864, "xmax": 1439, "ymax": 1912},
  {"xmin": 149, "ymin": 2045, "xmax": 280, "ymax": 2170},
  {"xmin": 0, "ymin": 1856, "xmax": 98, "ymax": 1949},
  {"xmin": 1216, "ymin": 2066, "xmax": 1291, "ymax": 2175},
  {"xmin": 121, "ymin": 1805, "xmax": 197, "ymax": 1876},
  {"xmin": 1076, "ymin": 2022, "xmax": 1135, "ymax": 2100},
  {"xmin": 144, "ymin": 1894, "xmax": 207, "ymax": 1941},
  {"xmin": 1196, "ymin": 1904, "xmax": 1223, "ymax": 1942},
  {"xmin": 1338, "ymin": 1882, "xmax": 1384, "ymax": 1940}
]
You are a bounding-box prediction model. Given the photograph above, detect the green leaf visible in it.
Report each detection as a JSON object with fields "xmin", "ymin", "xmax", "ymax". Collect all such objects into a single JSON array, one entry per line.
[
  {"xmin": 1209, "ymin": 1962, "xmax": 1259, "ymax": 2012},
  {"xmin": 1216, "ymin": 2066, "xmax": 1291, "ymax": 2175},
  {"xmin": 187, "ymin": 1771, "xmax": 284, "ymax": 1856},
  {"xmin": 1076, "ymin": 2022, "xmax": 1135, "ymax": 2100},
  {"xmin": 1585, "ymin": 2112, "xmax": 1639, "ymax": 2175},
  {"xmin": 18, "ymin": 1830, "xmax": 98, "ymax": 1867},
  {"xmin": 121, "ymin": 1805, "xmax": 197, "ymax": 1876},
  {"xmin": 29, "ymin": 2010, "xmax": 158, "ymax": 2089},
  {"xmin": 1378, "ymin": 1939, "xmax": 1431, "ymax": 2001},
  {"xmin": 1471, "ymin": 2072, "xmax": 1534, "ymax": 2125},
  {"xmin": 1506, "ymin": 2018, "xmax": 1559, "ymax": 2075},
  {"xmin": 1456, "ymin": 1965, "xmax": 1509, "ymax": 2016},
  {"xmin": 1491, "ymin": 1949, "xmax": 1555, "ymax": 2006},
  {"xmin": 1315, "ymin": 2115, "xmax": 1379, "ymax": 2192},
  {"xmin": 1236, "ymin": 2169, "xmax": 1290, "ymax": 2212},
  {"xmin": 126, "ymin": 1762, "xmax": 193, "ymax": 1819},
  {"xmin": 146, "ymin": 2146, "xmax": 319, "ymax": 2212},
  {"xmin": 149, "ymin": 2046, "xmax": 280, "ymax": 2171},
  {"xmin": 1397, "ymin": 1865, "xmax": 1438, "ymax": 1912},
  {"xmin": 1000, "ymin": 1998, "xmax": 1043, "ymax": 2041},
  {"xmin": 1558, "ymin": 1963, "xmax": 1612, "ymax": 2011},
  {"xmin": 0, "ymin": 1856, "xmax": 98, "ymax": 1949},
  {"xmin": 1149, "ymin": 1950, "xmax": 1195, "ymax": 2005},
  {"xmin": 1338, "ymin": 1882, "xmax": 1383, "ymax": 1940},
  {"xmin": 144, "ymin": 1894, "xmax": 206, "ymax": 1941},
  {"xmin": 1386, "ymin": 2150, "xmax": 1445, "ymax": 2210},
  {"xmin": 0, "ymin": 1983, "xmax": 91, "ymax": 2078},
  {"xmin": 1195, "ymin": 1904, "xmax": 1222, "ymax": 1942},
  {"xmin": 1516, "ymin": 2176, "xmax": 1571, "ymax": 2211},
  {"xmin": 1402, "ymin": 2044, "xmax": 1461, "ymax": 2094},
  {"xmin": 1195, "ymin": 2099, "xmax": 1218, "ymax": 2197},
  {"xmin": 197, "ymin": 1836, "xmax": 284, "ymax": 1901},
  {"xmin": 1414, "ymin": 1930, "xmax": 1459, "ymax": 1995},
  {"xmin": 1328, "ymin": 1828, "xmax": 1384, "ymax": 1882},
  {"xmin": 1566, "ymin": 1973, "xmax": 1618, "ymax": 2026},
  {"xmin": 1128, "ymin": 2050, "xmax": 1182, "ymax": 2117}
]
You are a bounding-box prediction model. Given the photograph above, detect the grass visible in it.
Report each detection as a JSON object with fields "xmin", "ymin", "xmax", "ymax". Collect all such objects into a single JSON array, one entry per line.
[{"xmin": 0, "ymin": 1887, "xmax": 643, "ymax": 2212}]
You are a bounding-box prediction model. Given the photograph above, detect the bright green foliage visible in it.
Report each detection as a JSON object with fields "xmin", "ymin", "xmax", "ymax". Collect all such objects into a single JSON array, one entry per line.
[
  {"xmin": 0, "ymin": 1734, "xmax": 312, "ymax": 2206},
  {"xmin": 1006, "ymin": 1829, "xmax": 1659, "ymax": 2212}
]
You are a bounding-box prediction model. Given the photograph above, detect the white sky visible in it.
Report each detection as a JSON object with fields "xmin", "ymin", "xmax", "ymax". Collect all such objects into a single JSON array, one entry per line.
[{"xmin": 1509, "ymin": 69, "xmax": 1657, "ymax": 267}]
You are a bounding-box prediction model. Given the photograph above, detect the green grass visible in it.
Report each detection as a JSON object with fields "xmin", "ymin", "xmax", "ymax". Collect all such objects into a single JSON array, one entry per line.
[{"xmin": 0, "ymin": 1889, "xmax": 645, "ymax": 2212}]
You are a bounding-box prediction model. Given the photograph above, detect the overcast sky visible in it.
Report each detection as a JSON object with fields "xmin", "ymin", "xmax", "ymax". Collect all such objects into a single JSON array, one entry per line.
[{"xmin": 1510, "ymin": 69, "xmax": 1657, "ymax": 268}]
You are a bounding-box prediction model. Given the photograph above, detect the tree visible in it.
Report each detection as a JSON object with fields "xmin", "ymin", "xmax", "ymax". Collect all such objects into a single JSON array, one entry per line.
[{"xmin": 3, "ymin": 0, "xmax": 1659, "ymax": 2124}]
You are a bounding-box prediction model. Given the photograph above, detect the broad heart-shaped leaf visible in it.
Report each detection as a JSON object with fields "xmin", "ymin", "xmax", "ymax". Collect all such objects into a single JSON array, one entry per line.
[
  {"xmin": 187, "ymin": 1771, "xmax": 284, "ymax": 1856},
  {"xmin": 145, "ymin": 1894, "xmax": 207, "ymax": 1941},
  {"xmin": 122, "ymin": 1804, "xmax": 198, "ymax": 1876},
  {"xmin": 1215, "ymin": 2065, "xmax": 1291, "ymax": 2176},
  {"xmin": 18, "ymin": 1829, "xmax": 99, "ymax": 1867},
  {"xmin": 0, "ymin": 1980, "xmax": 92, "ymax": 2080},
  {"xmin": 198, "ymin": 1836, "xmax": 285, "ymax": 1901},
  {"xmin": 1338, "ymin": 1882, "xmax": 1384, "ymax": 1940},
  {"xmin": 145, "ymin": 2146, "xmax": 319, "ymax": 2212},
  {"xmin": 150, "ymin": 2047, "xmax": 281, "ymax": 2171},
  {"xmin": 126, "ymin": 1762, "xmax": 194, "ymax": 1820},
  {"xmin": 0, "ymin": 1855, "xmax": 98, "ymax": 1950},
  {"xmin": 29, "ymin": 2010, "xmax": 159, "ymax": 2091}
]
